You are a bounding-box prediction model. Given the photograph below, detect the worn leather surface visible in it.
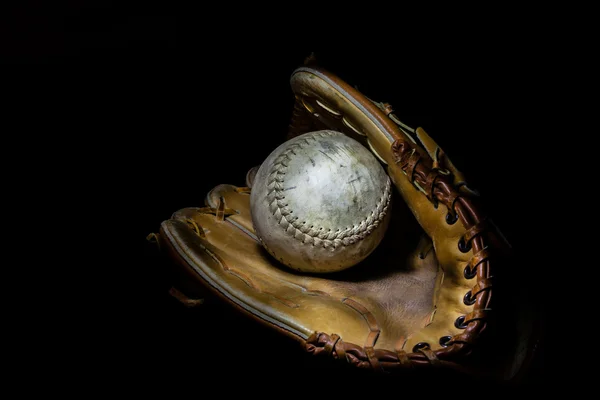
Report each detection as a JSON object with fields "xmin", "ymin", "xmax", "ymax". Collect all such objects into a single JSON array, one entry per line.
[
  {"xmin": 299, "ymin": 67, "xmax": 477, "ymax": 351},
  {"xmin": 161, "ymin": 180, "xmax": 446, "ymax": 351},
  {"xmin": 153, "ymin": 64, "xmax": 526, "ymax": 376}
]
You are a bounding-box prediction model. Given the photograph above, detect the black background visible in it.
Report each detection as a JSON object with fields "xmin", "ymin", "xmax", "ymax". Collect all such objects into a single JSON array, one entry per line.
[{"xmin": 4, "ymin": 2, "xmax": 545, "ymax": 393}]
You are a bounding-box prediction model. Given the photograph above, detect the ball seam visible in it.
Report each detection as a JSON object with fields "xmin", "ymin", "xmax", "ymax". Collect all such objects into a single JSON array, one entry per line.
[{"xmin": 266, "ymin": 131, "xmax": 391, "ymax": 250}]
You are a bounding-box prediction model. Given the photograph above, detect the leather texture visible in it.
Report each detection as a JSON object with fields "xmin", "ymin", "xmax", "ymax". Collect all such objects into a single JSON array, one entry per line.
[
  {"xmin": 150, "ymin": 62, "xmax": 523, "ymax": 377},
  {"xmin": 161, "ymin": 182, "xmax": 441, "ymax": 351}
]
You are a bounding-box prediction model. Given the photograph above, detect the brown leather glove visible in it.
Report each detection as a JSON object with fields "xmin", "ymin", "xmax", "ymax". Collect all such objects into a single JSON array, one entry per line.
[{"xmin": 147, "ymin": 62, "xmax": 536, "ymax": 380}]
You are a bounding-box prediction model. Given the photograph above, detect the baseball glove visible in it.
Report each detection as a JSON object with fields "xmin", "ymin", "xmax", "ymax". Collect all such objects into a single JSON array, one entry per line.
[{"xmin": 147, "ymin": 60, "xmax": 536, "ymax": 380}]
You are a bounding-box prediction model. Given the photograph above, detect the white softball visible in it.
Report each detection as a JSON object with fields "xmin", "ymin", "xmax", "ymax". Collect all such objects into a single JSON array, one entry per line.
[{"xmin": 250, "ymin": 130, "xmax": 392, "ymax": 273}]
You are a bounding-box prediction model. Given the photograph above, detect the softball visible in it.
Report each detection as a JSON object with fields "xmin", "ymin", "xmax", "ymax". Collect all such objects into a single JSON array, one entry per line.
[{"xmin": 250, "ymin": 130, "xmax": 392, "ymax": 273}]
